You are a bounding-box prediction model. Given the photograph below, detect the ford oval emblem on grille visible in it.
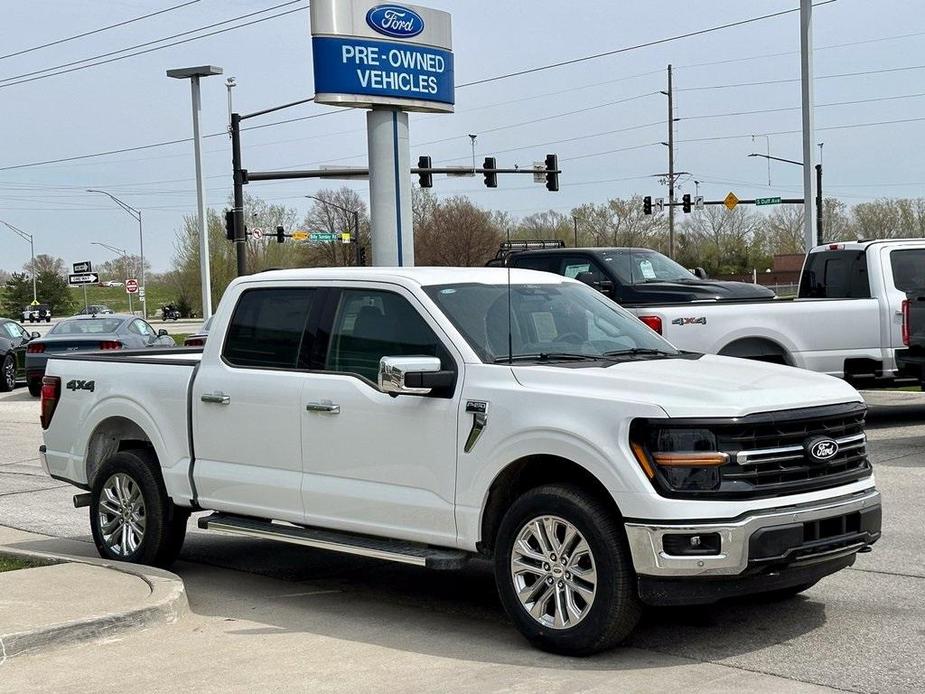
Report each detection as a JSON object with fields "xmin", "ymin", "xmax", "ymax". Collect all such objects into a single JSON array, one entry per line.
[
  {"xmin": 366, "ymin": 4, "xmax": 425, "ymax": 38},
  {"xmin": 805, "ymin": 437, "xmax": 839, "ymax": 462}
]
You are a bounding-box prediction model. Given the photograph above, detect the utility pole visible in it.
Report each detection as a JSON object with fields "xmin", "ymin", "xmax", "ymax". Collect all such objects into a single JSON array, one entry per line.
[
  {"xmin": 664, "ymin": 64, "xmax": 676, "ymax": 258},
  {"xmin": 231, "ymin": 112, "xmax": 247, "ymax": 276},
  {"xmin": 572, "ymin": 216, "xmax": 579, "ymax": 247},
  {"xmin": 800, "ymin": 0, "xmax": 816, "ymax": 252}
]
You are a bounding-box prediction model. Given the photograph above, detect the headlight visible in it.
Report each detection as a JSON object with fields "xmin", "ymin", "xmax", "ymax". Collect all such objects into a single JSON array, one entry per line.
[{"xmin": 630, "ymin": 423, "xmax": 729, "ymax": 493}]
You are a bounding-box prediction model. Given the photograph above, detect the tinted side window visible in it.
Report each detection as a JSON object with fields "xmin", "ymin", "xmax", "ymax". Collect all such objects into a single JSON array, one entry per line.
[
  {"xmin": 2, "ymin": 323, "xmax": 20, "ymax": 339},
  {"xmin": 509, "ymin": 254, "xmax": 561, "ymax": 274},
  {"xmin": 798, "ymin": 250, "xmax": 870, "ymax": 299},
  {"xmin": 325, "ymin": 289, "xmax": 446, "ymax": 382},
  {"xmin": 224, "ymin": 288, "xmax": 315, "ymax": 369},
  {"xmin": 559, "ymin": 256, "xmax": 607, "ymax": 283},
  {"xmin": 890, "ymin": 249, "xmax": 925, "ymax": 292}
]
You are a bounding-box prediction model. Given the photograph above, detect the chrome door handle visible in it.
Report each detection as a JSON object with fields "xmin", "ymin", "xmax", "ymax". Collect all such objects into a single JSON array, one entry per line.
[
  {"xmin": 201, "ymin": 392, "xmax": 231, "ymax": 405},
  {"xmin": 306, "ymin": 401, "xmax": 340, "ymax": 414}
]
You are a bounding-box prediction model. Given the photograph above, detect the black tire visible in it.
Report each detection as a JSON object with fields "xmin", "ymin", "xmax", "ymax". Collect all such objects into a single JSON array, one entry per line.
[
  {"xmin": 1, "ymin": 354, "xmax": 14, "ymax": 392},
  {"xmin": 27, "ymin": 379, "xmax": 42, "ymax": 397},
  {"xmin": 89, "ymin": 448, "xmax": 188, "ymax": 568},
  {"xmin": 493, "ymin": 484, "xmax": 641, "ymax": 656}
]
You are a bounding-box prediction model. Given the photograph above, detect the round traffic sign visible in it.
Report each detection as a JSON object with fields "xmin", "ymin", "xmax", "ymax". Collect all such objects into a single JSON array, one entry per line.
[
  {"xmin": 251, "ymin": 227, "xmax": 264, "ymax": 240},
  {"xmin": 125, "ymin": 278, "xmax": 139, "ymax": 294}
]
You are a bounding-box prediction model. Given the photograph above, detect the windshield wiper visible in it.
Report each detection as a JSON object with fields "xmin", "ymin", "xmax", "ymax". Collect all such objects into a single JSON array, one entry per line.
[
  {"xmin": 602, "ymin": 347, "xmax": 678, "ymax": 358},
  {"xmin": 493, "ymin": 352, "xmax": 602, "ymax": 363}
]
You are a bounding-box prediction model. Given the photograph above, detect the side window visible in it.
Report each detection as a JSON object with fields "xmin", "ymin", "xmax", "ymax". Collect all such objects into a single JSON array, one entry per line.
[
  {"xmin": 559, "ymin": 256, "xmax": 607, "ymax": 283},
  {"xmin": 223, "ymin": 288, "xmax": 315, "ymax": 369},
  {"xmin": 799, "ymin": 251, "xmax": 870, "ymax": 299},
  {"xmin": 130, "ymin": 320, "xmax": 153, "ymax": 337},
  {"xmin": 325, "ymin": 289, "xmax": 447, "ymax": 382},
  {"xmin": 2, "ymin": 323, "xmax": 21, "ymax": 339},
  {"xmin": 510, "ymin": 254, "xmax": 560, "ymax": 274},
  {"xmin": 890, "ymin": 249, "xmax": 925, "ymax": 292}
]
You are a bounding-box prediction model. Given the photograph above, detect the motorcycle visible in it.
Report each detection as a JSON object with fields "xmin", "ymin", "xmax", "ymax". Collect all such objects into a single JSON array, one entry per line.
[{"xmin": 161, "ymin": 306, "xmax": 181, "ymax": 321}]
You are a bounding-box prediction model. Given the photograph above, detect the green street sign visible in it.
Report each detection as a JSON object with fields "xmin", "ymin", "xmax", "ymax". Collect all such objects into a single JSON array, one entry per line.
[
  {"xmin": 310, "ymin": 232, "xmax": 337, "ymax": 242},
  {"xmin": 755, "ymin": 196, "xmax": 782, "ymax": 206}
]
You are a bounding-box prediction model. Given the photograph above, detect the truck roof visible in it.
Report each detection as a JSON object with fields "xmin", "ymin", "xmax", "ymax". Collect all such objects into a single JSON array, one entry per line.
[
  {"xmin": 812, "ymin": 238, "xmax": 925, "ymax": 252},
  {"xmin": 241, "ymin": 266, "xmax": 570, "ymax": 287}
]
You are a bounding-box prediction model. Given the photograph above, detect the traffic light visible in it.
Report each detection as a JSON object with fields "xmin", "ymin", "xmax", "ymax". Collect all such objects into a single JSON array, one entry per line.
[
  {"xmin": 224, "ymin": 209, "xmax": 235, "ymax": 240},
  {"xmin": 418, "ymin": 155, "xmax": 433, "ymax": 188},
  {"xmin": 544, "ymin": 154, "xmax": 559, "ymax": 192},
  {"xmin": 276, "ymin": 225, "xmax": 285, "ymax": 243},
  {"xmin": 643, "ymin": 196, "xmax": 652, "ymax": 215},
  {"xmin": 682, "ymin": 193, "xmax": 692, "ymax": 213},
  {"xmin": 483, "ymin": 157, "xmax": 497, "ymax": 188}
]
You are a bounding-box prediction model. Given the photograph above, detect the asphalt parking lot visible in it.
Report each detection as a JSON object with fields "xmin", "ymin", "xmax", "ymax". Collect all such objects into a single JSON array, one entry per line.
[{"xmin": 0, "ymin": 387, "xmax": 922, "ymax": 692}]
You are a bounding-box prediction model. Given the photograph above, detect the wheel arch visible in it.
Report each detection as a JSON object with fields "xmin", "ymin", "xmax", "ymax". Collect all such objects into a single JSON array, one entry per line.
[
  {"xmin": 478, "ymin": 454, "xmax": 623, "ymax": 556},
  {"xmin": 85, "ymin": 415, "xmax": 157, "ymax": 488},
  {"xmin": 718, "ymin": 336, "xmax": 793, "ymax": 365}
]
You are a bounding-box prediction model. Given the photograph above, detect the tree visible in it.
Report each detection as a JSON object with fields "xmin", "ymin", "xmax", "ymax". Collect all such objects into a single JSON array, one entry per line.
[
  {"xmin": 851, "ymin": 198, "xmax": 925, "ymax": 240},
  {"xmin": 0, "ymin": 269, "xmax": 10, "ymax": 285},
  {"xmin": 24, "ymin": 254, "xmax": 65, "ymax": 277},
  {"xmin": 571, "ymin": 196, "xmax": 668, "ymax": 251},
  {"xmin": 37, "ymin": 271, "xmax": 76, "ymax": 315},
  {"xmin": 97, "ymin": 254, "xmax": 148, "ymax": 283},
  {"xmin": 1, "ymin": 273, "xmax": 32, "ymax": 317},
  {"xmin": 677, "ymin": 206, "xmax": 765, "ymax": 275},
  {"xmin": 414, "ymin": 196, "xmax": 503, "ymax": 266},
  {"xmin": 299, "ymin": 188, "xmax": 369, "ymax": 267},
  {"xmin": 515, "ymin": 210, "xmax": 573, "ymax": 244},
  {"xmin": 765, "ymin": 205, "xmax": 805, "ymax": 255}
]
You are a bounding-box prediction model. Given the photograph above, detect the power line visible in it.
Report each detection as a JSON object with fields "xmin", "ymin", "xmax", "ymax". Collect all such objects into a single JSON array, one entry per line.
[
  {"xmin": 0, "ymin": 1, "xmax": 306, "ymax": 89},
  {"xmin": 681, "ymin": 92, "xmax": 925, "ymax": 121},
  {"xmin": 455, "ymin": 1, "xmax": 836, "ymax": 88},
  {"xmin": 680, "ymin": 64, "xmax": 925, "ymax": 92},
  {"xmin": 0, "ymin": 0, "xmax": 201, "ymax": 62},
  {"xmin": 677, "ymin": 115, "xmax": 925, "ymax": 143}
]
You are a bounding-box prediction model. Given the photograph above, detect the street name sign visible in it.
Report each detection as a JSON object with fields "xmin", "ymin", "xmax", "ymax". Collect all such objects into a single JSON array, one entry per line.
[
  {"xmin": 724, "ymin": 192, "xmax": 739, "ymax": 210},
  {"xmin": 755, "ymin": 196, "xmax": 782, "ymax": 206},
  {"xmin": 68, "ymin": 273, "xmax": 99, "ymax": 286},
  {"xmin": 73, "ymin": 261, "xmax": 92, "ymax": 273},
  {"xmin": 311, "ymin": 1, "xmax": 454, "ymax": 113},
  {"xmin": 311, "ymin": 232, "xmax": 338, "ymax": 242}
]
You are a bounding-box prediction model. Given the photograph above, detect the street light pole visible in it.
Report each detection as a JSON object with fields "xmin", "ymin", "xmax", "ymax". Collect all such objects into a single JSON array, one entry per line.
[
  {"xmin": 800, "ymin": 0, "xmax": 817, "ymax": 253},
  {"xmin": 0, "ymin": 220, "xmax": 37, "ymax": 303},
  {"xmin": 747, "ymin": 152, "xmax": 823, "ymax": 244},
  {"xmin": 168, "ymin": 65, "xmax": 223, "ymax": 320},
  {"xmin": 86, "ymin": 189, "xmax": 146, "ymax": 317},
  {"xmin": 305, "ymin": 195, "xmax": 363, "ymax": 266}
]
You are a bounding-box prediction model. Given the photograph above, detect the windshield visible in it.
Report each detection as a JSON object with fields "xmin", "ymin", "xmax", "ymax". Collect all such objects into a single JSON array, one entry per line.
[
  {"xmin": 51, "ymin": 318, "xmax": 123, "ymax": 335},
  {"xmin": 601, "ymin": 250, "xmax": 694, "ymax": 284},
  {"xmin": 424, "ymin": 282, "xmax": 679, "ymax": 363}
]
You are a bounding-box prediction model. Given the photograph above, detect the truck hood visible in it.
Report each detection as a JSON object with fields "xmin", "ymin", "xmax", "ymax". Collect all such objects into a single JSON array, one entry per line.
[
  {"xmin": 627, "ymin": 278, "xmax": 775, "ymax": 303},
  {"xmin": 510, "ymin": 354, "xmax": 862, "ymax": 418}
]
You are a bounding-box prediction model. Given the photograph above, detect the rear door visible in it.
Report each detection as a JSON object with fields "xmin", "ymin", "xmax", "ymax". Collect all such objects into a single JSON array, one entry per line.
[
  {"xmin": 298, "ymin": 284, "xmax": 461, "ymax": 545},
  {"xmin": 882, "ymin": 246, "xmax": 925, "ymax": 353},
  {"xmin": 192, "ymin": 286, "xmax": 320, "ymax": 523}
]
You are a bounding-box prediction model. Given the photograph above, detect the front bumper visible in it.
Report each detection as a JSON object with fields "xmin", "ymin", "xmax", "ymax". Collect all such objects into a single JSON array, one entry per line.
[{"xmin": 624, "ymin": 488, "xmax": 881, "ymax": 578}]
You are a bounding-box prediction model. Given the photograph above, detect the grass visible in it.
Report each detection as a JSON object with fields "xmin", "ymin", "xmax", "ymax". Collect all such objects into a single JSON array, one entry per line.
[
  {"xmin": 0, "ymin": 555, "xmax": 42, "ymax": 573},
  {"xmin": 171, "ymin": 333, "xmax": 191, "ymax": 345}
]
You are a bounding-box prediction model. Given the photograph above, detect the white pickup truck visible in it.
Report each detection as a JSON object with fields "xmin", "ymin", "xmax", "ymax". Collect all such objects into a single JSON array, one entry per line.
[
  {"xmin": 627, "ymin": 239, "xmax": 925, "ymax": 385},
  {"xmin": 38, "ymin": 267, "xmax": 881, "ymax": 655}
]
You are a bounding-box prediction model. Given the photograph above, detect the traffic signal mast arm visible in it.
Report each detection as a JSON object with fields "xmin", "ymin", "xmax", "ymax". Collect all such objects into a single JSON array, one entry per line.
[{"xmin": 243, "ymin": 162, "xmax": 560, "ymax": 183}]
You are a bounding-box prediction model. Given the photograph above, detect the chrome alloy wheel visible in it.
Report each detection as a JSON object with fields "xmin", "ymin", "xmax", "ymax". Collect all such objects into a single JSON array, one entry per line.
[
  {"xmin": 510, "ymin": 515, "xmax": 597, "ymax": 630},
  {"xmin": 3, "ymin": 357, "xmax": 14, "ymax": 390},
  {"xmin": 98, "ymin": 473, "xmax": 146, "ymax": 556}
]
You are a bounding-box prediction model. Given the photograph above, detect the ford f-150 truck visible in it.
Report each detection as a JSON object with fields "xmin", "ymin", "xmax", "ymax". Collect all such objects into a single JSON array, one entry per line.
[
  {"xmin": 545, "ymin": 239, "xmax": 923, "ymax": 386},
  {"xmin": 38, "ymin": 267, "xmax": 881, "ymax": 655}
]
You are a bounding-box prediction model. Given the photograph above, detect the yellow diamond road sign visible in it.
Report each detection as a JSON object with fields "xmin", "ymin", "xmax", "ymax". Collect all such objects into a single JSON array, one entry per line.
[
  {"xmin": 724, "ymin": 192, "xmax": 739, "ymax": 210},
  {"xmin": 291, "ymin": 231, "xmax": 309, "ymax": 241}
]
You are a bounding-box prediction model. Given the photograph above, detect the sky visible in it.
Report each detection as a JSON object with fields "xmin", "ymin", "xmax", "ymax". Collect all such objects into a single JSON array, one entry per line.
[{"xmin": 1, "ymin": 0, "xmax": 924, "ymax": 274}]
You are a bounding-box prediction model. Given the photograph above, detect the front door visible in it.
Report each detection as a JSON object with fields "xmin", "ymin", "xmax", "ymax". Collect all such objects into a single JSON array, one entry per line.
[
  {"xmin": 192, "ymin": 286, "xmax": 318, "ymax": 523},
  {"xmin": 299, "ymin": 285, "xmax": 461, "ymax": 546}
]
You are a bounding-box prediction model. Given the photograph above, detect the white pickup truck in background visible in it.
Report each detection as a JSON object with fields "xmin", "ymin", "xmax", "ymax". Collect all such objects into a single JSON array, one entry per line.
[
  {"xmin": 628, "ymin": 239, "xmax": 925, "ymax": 386},
  {"xmin": 38, "ymin": 267, "xmax": 881, "ymax": 655}
]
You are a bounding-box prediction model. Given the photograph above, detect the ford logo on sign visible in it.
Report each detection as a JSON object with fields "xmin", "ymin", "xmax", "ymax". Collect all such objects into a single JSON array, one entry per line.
[
  {"xmin": 366, "ymin": 4, "xmax": 424, "ymax": 39},
  {"xmin": 805, "ymin": 437, "xmax": 839, "ymax": 463}
]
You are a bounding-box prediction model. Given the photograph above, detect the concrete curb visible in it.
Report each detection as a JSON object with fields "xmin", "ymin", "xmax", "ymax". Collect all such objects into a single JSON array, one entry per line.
[{"xmin": 0, "ymin": 547, "xmax": 187, "ymax": 661}]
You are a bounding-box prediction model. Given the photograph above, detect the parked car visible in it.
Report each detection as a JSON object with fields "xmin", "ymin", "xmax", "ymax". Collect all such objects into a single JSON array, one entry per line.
[
  {"xmin": 39, "ymin": 267, "xmax": 880, "ymax": 655},
  {"xmin": 25, "ymin": 314, "xmax": 175, "ymax": 396},
  {"xmin": 0, "ymin": 318, "xmax": 38, "ymax": 392},
  {"xmin": 21, "ymin": 304, "xmax": 52, "ymax": 323},
  {"xmin": 183, "ymin": 316, "xmax": 212, "ymax": 347},
  {"xmin": 76, "ymin": 305, "xmax": 114, "ymax": 315},
  {"xmin": 498, "ymin": 242, "xmax": 775, "ymax": 303}
]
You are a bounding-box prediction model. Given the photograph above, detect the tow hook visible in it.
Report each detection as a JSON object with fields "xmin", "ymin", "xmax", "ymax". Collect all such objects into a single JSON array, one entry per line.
[
  {"xmin": 858, "ymin": 544, "xmax": 873, "ymax": 554},
  {"xmin": 73, "ymin": 493, "xmax": 92, "ymax": 509}
]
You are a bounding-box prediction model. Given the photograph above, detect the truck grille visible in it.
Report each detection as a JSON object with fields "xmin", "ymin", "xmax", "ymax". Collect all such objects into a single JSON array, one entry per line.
[{"xmin": 715, "ymin": 403, "xmax": 870, "ymax": 497}]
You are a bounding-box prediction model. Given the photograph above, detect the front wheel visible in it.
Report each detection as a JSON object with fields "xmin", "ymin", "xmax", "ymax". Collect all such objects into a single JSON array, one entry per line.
[
  {"xmin": 89, "ymin": 449, "xmax": 188, "ymax": 567},
  {"xmin": 494, "ymin": 484, "xmax": 641, "ymax": 656},
  {"xmin": 1, "ymin": 354, "xmax": 15, "ymax": 392}
]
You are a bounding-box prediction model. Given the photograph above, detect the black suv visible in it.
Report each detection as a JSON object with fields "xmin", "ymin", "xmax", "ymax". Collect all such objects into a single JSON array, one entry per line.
[{"xmin": 495, "ymin": 242, "xmax": 774, "ymax": 305}]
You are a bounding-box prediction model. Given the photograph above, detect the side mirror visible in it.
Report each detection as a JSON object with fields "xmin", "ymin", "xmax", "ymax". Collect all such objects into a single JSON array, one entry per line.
[
  {"xmin": 157, "ymin": 329, "xmax": 169, "ymax": 337},
  {"xmin": 30, "ymin": 331, "xmax": 40, "ymax": 339},
  {"xmin": 691, "ymin": 267, "xmax": 709, "ymax": 280},
  {"xmin": 379, "ymin": 356, "xmax": 452, "ymax": 395},
  {"xmin": 574, "ymin": 272, "xmax": 615, "ymax": 296}
]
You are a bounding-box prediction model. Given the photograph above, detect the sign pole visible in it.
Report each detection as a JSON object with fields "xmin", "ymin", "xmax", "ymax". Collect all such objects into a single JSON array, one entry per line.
[
  {"xmin": 367, "ymin": 108, "xmax": 413, "ymax": 266},
  {"xmin": 83, "ymin": 285, "xmax": 88, "ymax": 311}
]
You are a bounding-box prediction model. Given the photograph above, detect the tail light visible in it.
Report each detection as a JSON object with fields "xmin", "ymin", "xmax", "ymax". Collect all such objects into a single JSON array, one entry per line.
[
  {"xmin": 27, "ymin": 342, "xmax": 45, "ymax": 353},
  {"xmin": 638, "ymin": 315, "xmax": 663, "ymax": 334},
  {"xmin": 40, "ymin": 376, "xmax": 61, "ymax": 430},
  {"xmin": 98, "ymin": 340, "xmax": 122, "ymax": 350},
  {"xmin": 184, "ymin": 337, "xmax": 205, "ymax": 347},
  {"xmin": 902, "ymin": 299, "xmax": 910, "ymax": 346}
]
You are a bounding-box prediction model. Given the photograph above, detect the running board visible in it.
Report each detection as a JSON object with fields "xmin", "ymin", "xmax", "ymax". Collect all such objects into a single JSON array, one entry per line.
[{"xmin": 197, "ymin": 513, "xmax": 471, "ymax": 570}]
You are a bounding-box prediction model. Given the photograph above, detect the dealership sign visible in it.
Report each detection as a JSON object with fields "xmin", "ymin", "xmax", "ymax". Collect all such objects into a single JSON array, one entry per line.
[{"xmin": 310, "ymin": 0, "xmax": 454, "ymax": 113}]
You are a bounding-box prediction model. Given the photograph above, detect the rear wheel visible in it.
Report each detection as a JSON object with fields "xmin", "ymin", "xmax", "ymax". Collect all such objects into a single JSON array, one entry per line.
[
  {"xmin": 494, "ymin": 484, "xmax": 641, "ymax": 655},
  {"xmin": 89, "ymin": 449, "xmax": 188, "ymax": 568},
  {"xmin": 1, "ymin": 354, "xmax": 14, "ymax": 392}
]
